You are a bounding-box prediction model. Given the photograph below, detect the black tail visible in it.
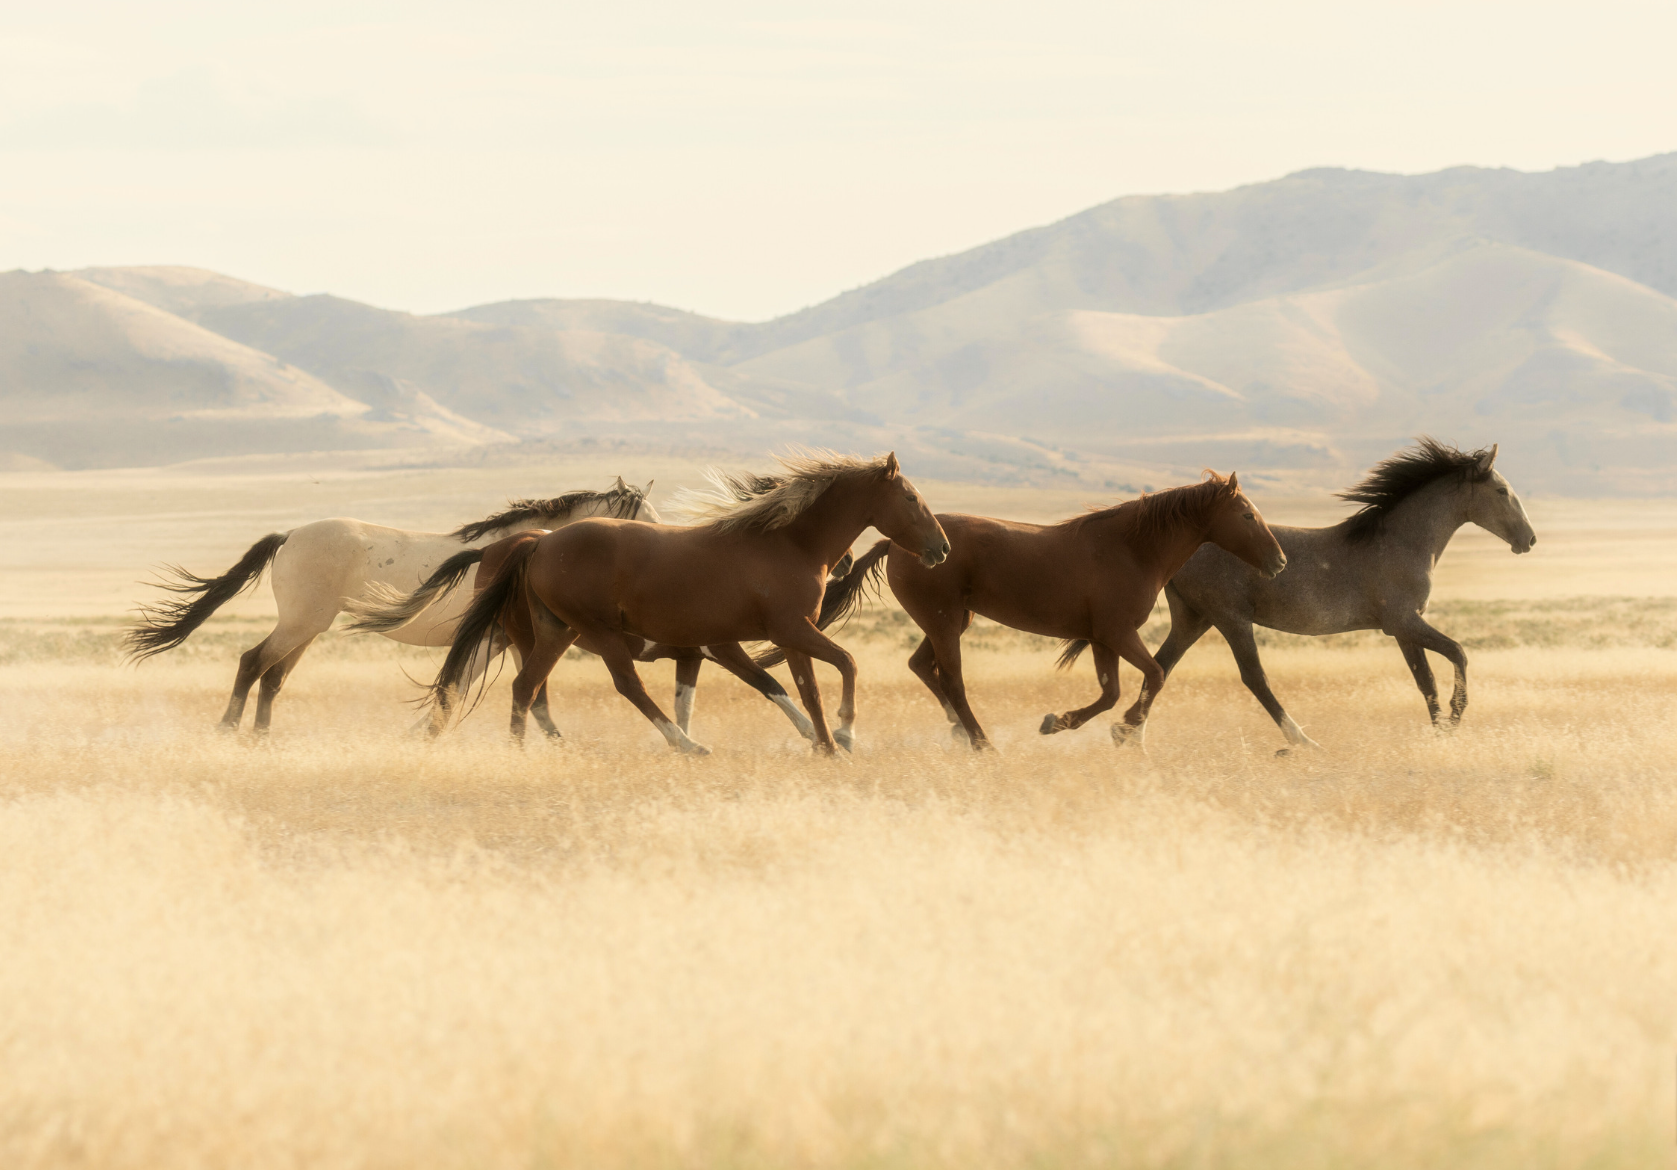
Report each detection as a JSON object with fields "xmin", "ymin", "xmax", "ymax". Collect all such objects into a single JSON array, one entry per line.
[
  {"xmin": 753, "ymin": 539, "xmax": 892, "ymax": 669},
  {"xmin": 428, "ymin": 539, "xmax": 537, "ymax": 719},
  {"xmin": 340, "ymin": 548, "xmax": 485, "ymax": 636},
  {"xmin": 1056, "ymin": 639, "xmax": 1091, "ymax": 670},
  {"xmin": 124, "ymin": 532, "xmax": 289, "ymax": 662}
]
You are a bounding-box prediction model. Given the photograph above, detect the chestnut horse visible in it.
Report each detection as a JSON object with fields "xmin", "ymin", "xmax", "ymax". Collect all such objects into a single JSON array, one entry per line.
[
  {"xmin": 428, "ymin": 451, "xmax": 949, "ymax": 753},
  {"xmin": 785, "ymin": 472, "xmax": 1285, "ymax": 751}
]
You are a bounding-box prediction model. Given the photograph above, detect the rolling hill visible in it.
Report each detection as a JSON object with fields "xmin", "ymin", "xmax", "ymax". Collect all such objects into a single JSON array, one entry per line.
[{"xmin": 4, "ymin": 151, "xmax": 1674, "ymax": 489}]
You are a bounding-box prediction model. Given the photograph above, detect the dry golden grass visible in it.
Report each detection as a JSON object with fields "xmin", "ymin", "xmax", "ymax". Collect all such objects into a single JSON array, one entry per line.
[{"xmin": 4, "ymin": 609, "xmax": 1677, "ymax": 1168}]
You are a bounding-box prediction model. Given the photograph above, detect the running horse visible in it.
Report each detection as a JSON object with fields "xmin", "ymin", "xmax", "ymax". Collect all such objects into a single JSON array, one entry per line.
[
  {"xmin": 343, "ymin": 526, "xmax": 855, "ymax": 742},
  {"xmin": 783, "ymin": 472, "xmax": 1286, "ymax": 751},
  {"xmin": 426, "ymin": 451, "xmax": 949, "ymax": 753},
  {"xmin": 124, "ymin": 480, "xmax": 659, "ymax": 734},
  {"xmin": 1148, "ymin": 439, "xmax": 1536, "ymax": 751}
]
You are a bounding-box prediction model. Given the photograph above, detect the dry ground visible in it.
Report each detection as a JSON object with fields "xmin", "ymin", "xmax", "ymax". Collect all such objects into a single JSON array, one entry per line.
[{"xmin": 2, "ymin": 460, "xmax": 1677, "ymax": 1168}]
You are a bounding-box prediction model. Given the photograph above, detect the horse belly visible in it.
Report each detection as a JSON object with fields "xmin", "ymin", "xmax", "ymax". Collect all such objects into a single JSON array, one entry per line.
[{"xmin": 1250, "ymin": 567, "xmax": 1375, "ymax": 636}]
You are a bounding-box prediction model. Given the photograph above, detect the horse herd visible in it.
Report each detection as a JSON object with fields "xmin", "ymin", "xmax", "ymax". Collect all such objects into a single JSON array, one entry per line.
[{"xmin": 126, "ymin": 438, "xmax": 1536, "ymax": 756}]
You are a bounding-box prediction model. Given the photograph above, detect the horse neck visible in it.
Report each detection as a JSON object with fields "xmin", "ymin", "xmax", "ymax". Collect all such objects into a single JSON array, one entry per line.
[
  {"xmin": 1089, "ymin": 505, "xmax": 1212, "ymax": 585},
  {"xmin": 1380, "ymin": 478, "xmax": 1471, "ymax": 566},
  {"xmin": 780, "ymin": 476, "xmax": 876, "ymax": 568}
]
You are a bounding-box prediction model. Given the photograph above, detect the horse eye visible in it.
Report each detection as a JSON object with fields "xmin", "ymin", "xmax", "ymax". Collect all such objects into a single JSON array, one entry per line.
[
  {"xmin": 1243, "ymin": 511, "xmax": 1254, "ymax": 520},
  {"xmin": 1497, "ymin": 488, "xmax": 1508, "ymax": 496}
]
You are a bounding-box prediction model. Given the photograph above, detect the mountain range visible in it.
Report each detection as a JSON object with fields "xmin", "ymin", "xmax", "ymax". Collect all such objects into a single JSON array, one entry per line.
[{"xmin": 4, "ymin": 152, "xmax": 1675, "ymax": 492}]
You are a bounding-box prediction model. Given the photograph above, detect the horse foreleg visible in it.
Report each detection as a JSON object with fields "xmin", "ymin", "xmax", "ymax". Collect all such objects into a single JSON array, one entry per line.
[
  {"xmin": 771, "ymin": 621, "xmax": 857, "ymax": 752},
  {"xmin": 252, "ymin": 637, "xmax": 317, "ymax": 735},
  {"xmin": 908, "ymin": 613, "xmax": 977, "ymax": 744},
  {"xmin": 779, "ymin": 648, "xmax": 837, "ymax": 754},
  {"xmin": 1220, "ymin": 620, "xmax": 1319, "ymax": 753},
  {"xmin": 674, "ymin": 655, "xmax": 702, "ymax": 734},
  {"xmin": 923, "ymin": 622, "xmax": 989, "ymax": 751},
  {"xmin": 1153, "ymin": 589, "xmax": 1212, "ymax": 682},
  {"xmin": 1397, "ymin": 620, "xmax": 1469, "ymax": 729},
  {"xmin": 699, "ymin": 643, "xmax": 816, "ymax": 742},
  {"xmin": 1042, "ymin": 641, "xmax": 1121, "ymax": 735},
  {"xmin": 1396, "ymin": 638, "xmax": 1442, "ymax": 726},
  {"xmin": 1109, "ymin": 627, "xmax": 1167, "ymax": 751}
]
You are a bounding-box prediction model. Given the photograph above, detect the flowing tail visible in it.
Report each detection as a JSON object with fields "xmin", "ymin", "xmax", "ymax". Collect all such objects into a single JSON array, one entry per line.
[
  {"xmin": 427, "ymin": 538, "xmax": 538, "ymax": 719},
  {"xmin": 1056, "ymin": 639, "xmax": 1091, "ymax": 670},
  {"xmin": 341, "ymin": 549, "xmax": 485, "ymax": 636},
  {"xmin": 753, "ymin": 539, "xmax": 892, "ymax": 669},
  {"xmin": 124, "ymin": 532, "xmax": 289, "ymax": 662}
]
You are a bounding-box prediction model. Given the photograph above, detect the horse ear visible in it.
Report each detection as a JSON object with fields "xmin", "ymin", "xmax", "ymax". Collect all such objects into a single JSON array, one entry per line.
[
  {"xmin": 884, "ymin": 452, "xmax": 900, "ymax": 478},
  {"xmin": 614, "ymin": 476, "xmax": 627, "ymax": 491},
  {"xmin": 1476, "ymin": 444, "xmax": 1498, "ymax": 477},
  {"xmin": 1227, "ymin": 471, "xmax": 1240, "ymax": 493}
]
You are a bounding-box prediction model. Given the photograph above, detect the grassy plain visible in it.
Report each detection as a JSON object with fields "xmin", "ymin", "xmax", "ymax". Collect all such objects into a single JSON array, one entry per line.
[{"xmin": 2, "ymin": 457, "xmax": 1676, "ymax": 1168}]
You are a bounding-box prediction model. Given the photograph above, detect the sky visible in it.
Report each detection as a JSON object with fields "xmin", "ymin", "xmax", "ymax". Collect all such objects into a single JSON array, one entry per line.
[{"xmin": 1, "ymin": 0, "xmax": 1674, "ymax": 321}]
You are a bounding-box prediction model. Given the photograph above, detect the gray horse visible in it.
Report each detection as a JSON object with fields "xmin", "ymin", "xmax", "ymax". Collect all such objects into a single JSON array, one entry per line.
[{"xmin": 1073, "ymin": 440, "xmax": 1536, "ymax": 751}]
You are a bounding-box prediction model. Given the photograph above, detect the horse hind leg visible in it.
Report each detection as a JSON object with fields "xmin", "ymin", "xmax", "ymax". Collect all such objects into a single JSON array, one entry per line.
[
  {"xmin": 220, "ymin": 637, "xmax": 271, "ymax": 730},
  {"xmin": 586, "ymin": 633, "xmax": 709, "ymax": 755},
  {"xmin": 221, "ymin": 623, "xmax": 320, "ymax": 732},
  {"xmin": 251, "ymin": 637, "xmax": 317, "ymax": 735},
  {"xmin": 510, "ymin": 610, "xmax": 578, "ymax": 746},
  {"xmin": 1043, "ymin": 641, "xmax": 1121, "ymax": 736}
]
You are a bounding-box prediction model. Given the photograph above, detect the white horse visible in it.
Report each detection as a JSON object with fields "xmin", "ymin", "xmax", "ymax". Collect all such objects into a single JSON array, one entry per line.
[{"xmin": 126, "ymin": 480, "xmax": 657, "ymax": 734}]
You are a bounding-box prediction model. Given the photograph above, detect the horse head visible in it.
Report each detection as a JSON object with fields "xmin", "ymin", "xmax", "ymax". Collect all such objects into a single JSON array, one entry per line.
[
  {"xmin": 1466, "ymin": 445, "xmax": 1536, "ymax": 554},
  {"xmin": 871, "ymin": 452, "xmax": 950, "ymax": 568},
  {"xmin": 1205, "ymin": 472, "xmax": 1287, "ymax": 579}
]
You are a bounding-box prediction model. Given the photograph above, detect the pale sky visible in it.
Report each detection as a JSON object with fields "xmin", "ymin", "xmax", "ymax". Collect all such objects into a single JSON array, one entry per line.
[{"xmin": 2, "ymin": 0, "xmax": 1673, "ymax": 321}]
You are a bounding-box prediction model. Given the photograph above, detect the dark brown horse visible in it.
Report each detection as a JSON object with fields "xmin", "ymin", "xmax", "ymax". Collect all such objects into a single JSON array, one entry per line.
[
  {"xmin": 345, "ymin": 530, "xmax": 854, "ymax": 743},
  {"xmin": 792, "ymin": 473, "xmax": 1285, "ymax": 751},
  {"xmin": 429, "ymin": 452, "xmax": 949, "ymax": 752}
]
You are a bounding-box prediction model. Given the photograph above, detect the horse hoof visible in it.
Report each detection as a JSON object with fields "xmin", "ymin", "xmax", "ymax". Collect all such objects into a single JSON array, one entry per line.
[
  {"xmin": 544, "ymin": 729, "xmax": 563, "ymax": 741},
  {"xmin": 678, "ymin": 741, "xmax": 712, "ymax": 756},
  {"xmin": 834, "ymin": 728, "xmax": 855, "ymax": 753},
  {"xmin": 1040, "ymin": 714, "xmax": 1060, "ymax": 735},
  {"xmin": 1275, "ymin": 748, "xmax": 1291, "ymax": 758},
  {"xmin": 950, "ymin": 724, "xmax": 972, "ymax": 745},
  {"xmin": 1110, "ymin": 723, "xmax": 1141, "ymax": 748}
]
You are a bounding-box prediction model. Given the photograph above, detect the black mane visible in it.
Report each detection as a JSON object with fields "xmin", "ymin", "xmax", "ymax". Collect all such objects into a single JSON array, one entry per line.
[
  {"xmin": 1339, "ymin": 438, "xmax": 1493, "ymax": 542},
  {"xmin": 451, "ymin": 485, "xmax": 646, "ymax": 542}
]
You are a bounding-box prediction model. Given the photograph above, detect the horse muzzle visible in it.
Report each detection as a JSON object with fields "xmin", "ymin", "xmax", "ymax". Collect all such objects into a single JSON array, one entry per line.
[
  {"xmin": 1262, "ymin": 551, "xmax": 1288, "ymax": 579},
  {"xmin": 921, "ymin": 539, "xmax": 951, "ymax": 568},
  {"xmin": 1512, "ymin": 533, "xmax": 1536, "ymax": 555}
]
